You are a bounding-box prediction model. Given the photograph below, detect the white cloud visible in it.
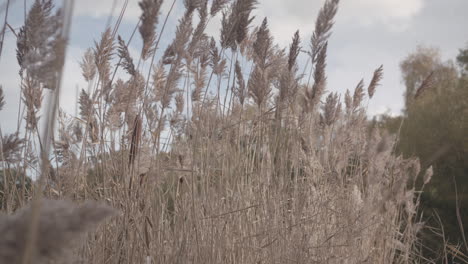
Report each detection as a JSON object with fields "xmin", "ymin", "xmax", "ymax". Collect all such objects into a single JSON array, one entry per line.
[
  {"xmin": 60, "ymin": 46, "xmax": 88, "ymax": 115},
  {"xmin": 254, "ymin": 0, "xmax": 425, "ymax": 45},
  {"xmin": 73, "ymin": 0, "xmax": 182, "ymax": 22},
  {"xmin": 0, "ymin": 35, "xmax": 22, "ymax": 134},
  {"xmin": 339, "ymin": 0, "xmax": 425, "ymax": 31},
  {"xmin": 369, "ymin": 105, "xmax": 401, "ymax": 117},
  {"xmin": 71, "ymin": 0, "xmax": 425, "ymax": 47},
  {"xmin": 73, "ymin": 0, "xmax": 140, "ymax": 21},
  {"xmin": 343, "ymin": 0, "xmax": 424, "ymax": 20}
]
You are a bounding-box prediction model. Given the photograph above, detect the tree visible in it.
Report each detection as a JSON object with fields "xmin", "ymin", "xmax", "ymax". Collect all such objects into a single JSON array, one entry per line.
[
  {"xmin": 380, "ymin": 46, "xmax": 468, "ymax": 260},
  {"xmin": 457, "ymin": 43, "xmax": 468, "ymax": 75},
  {"xmin": 400, "ymin": 46, "xmax": 458, "ymax": 110}
]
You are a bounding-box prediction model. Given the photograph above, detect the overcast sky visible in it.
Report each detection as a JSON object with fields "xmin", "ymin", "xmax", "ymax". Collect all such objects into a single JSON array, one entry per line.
[{"xmin": 0, "ymin": 0, "xmax": 467, "ymax": 134}]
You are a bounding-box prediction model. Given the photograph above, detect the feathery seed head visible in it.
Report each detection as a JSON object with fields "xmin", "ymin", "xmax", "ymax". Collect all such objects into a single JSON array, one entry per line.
[
  {"xmin": 423, "ymin": 166, "xmax": 433, "ymax": 185},
  {"xmin": 234, "ymin": 60, "xmax": 247, "ymax": 105},
  {"xmin": 220, "ymin": 0, "xmax": 258, "ymax": 50},
  {"xmin": 367, "ymin": 65, "xmax": 383, "ymax": 99},
  {"xmin": 0, "ymin": 199, "xmax": 116, "ymax": 264},
  {"xmin": 16, "ymin": 0, "xmax": 64, "ymax": 89},
  {"xmin": 211, "ymin": 0, "xmax": 231, "ymax": 16},
  {"xmin": 117, "ymin": 35, "xmax": 136, "ymax": 76},
  {"xmin": 80, "ymin": 48, "xmax": 97, "ymax": 82},
  {"xmin": 310, "ymin": 0, "xmax": 339, "ymax": 62},
  {"xmin": 139, "ymin": 0, "xmax": 163, "ymax": 60},
  {"xmin": 322, "ymin": 92, "xmax": 340, "ymax": 126},
  {"xmin": 93, "ymin": 28, "xmax": 114, "ymax": 83},
  {"xmin": 352, "ymin": 79, "xmax": 365, "ymax": 109},
  {"xmin": 288, "ymin": 30, "xmax": 301, "ymax": 72},
  {"xmin": 0, "ymin": 85, "xmax": 5, "ymax": 111}
]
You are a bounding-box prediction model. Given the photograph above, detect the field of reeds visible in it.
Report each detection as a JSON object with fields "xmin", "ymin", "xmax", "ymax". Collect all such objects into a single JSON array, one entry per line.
[{"xmin": 0, "ymin": 0, "xmax": 435, "ymax": 263}]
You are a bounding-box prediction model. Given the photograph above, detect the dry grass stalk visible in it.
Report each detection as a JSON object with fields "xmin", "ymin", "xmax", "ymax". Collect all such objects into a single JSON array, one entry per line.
[
  {"xmin": 0, "ymin": 0, "xmax": 432, "ymax": 263},
  {"xmin": 128, "ymin": 114, "xmax": 142, "ymax": 168}
]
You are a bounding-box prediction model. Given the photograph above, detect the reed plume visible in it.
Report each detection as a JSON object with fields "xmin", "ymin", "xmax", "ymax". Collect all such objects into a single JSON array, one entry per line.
[
  {"xmin": 414, "ymin": 71, "xmax": 435, "ymax": 99},
  {"xmin": 220, "ymin": 0, "xmax": 258, "ymax": 50},
  {"xmin": 139, "ymin": 0, "xmax": 163, "ymax": 60},
  {"xmin": 276, "ymin": 31, "xmax": 301, "ymax": 116},
  {"xmin": 117, "ymin": 35, "xmax": 136, "ymax": 76},
  {"xmin": 0, "ymin": 0, "xmax": 432, "ymax": 263},
  {"xmin": 368, "ymin": 65, "xmax": 383, "ymax": 99},
  {"xmin": 78, "ymin": 89, "xmax": 93, "ymax": 121},
  {"xmin": 234, "ymin": 60, "xmax": 246, "ymax": 105},
  {"xmin": 21, "ymin": 76, "xmax": 43, "ymax": 130},
  {"xmin": 0, "ymin": 199, "xmax": 116, "ymax": 264},
  {"xmin": 0, "ymin": 85, "xmax": 4, "ymax": 111},
  {"xmin": 321, "ymin": 92, "xmax": 341, "ymax": 126},
  {"xmin": 302, "ymin": 0, "xmax": 340, "ymax": 113},
  {"xmin": 16, "ymin": 0, "xmax": 64, "ymax": 90},
  {"xmin": 310, "ymin": 0, "xmax": 339, "ymax": 62},
  {"xmin": 288, "ymin": 30, "xmax": 301, "ymax": 72},
  {"xmin": 248, "ymin": 18, "xmax": 276, "ymax": 108},
  {"xmin": 1, "ymin": 132, "xmax": 25, "ymax": 164},
  {"xmin": 93, "ymin": 28, "xmax": 114, "ymax": 84},
  {"xmin": 188, "ymin": 0, "xmax": 208, "ymax": 58},
  {"xmin": 191, "ymin": 52, "xmax": 209, "ymax": 102},
  {"xmin": 80, "ymin": 48, "xmax": 97, "ymax": 82},
  {"xmin": 210, "ymin": 0, "xmax": 231, "ymax": 16},
  {"xmin": 303, "ymin": 42, "xmax": 327, "ymax": 113},
  {"xmin": 353, "ymin": 78, "xmax": 365, "ymax": 109}
]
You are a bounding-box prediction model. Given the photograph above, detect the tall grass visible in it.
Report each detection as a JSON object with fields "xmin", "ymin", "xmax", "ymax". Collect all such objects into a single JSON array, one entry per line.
[{"xmin": 0, "ymin": 0, "xmax": 432, "ymax": 263}]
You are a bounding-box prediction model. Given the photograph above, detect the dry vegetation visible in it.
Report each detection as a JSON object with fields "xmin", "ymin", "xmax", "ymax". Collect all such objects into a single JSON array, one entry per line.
[{"xmin": 0, "ymin": 0, "xmax": 434, "ymax": 263}]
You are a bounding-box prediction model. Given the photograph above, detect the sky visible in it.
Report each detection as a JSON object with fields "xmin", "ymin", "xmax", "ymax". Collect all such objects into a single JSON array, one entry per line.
[{"xmin": 0, "ymin": 0, "xmax": 467, "ymax": 135}]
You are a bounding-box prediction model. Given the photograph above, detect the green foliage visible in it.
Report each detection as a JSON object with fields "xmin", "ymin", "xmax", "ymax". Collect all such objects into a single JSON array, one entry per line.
[
  {"xmin": 457, "ymin": 44, "xmax": 468, "ymax": 75},
  {"xmin": 381, "ymin": 46, "xmax": 468, "ymax": 260},
  {"xmin": 400, "ymin": 46, "xmax": 458, "ymax": 110}
]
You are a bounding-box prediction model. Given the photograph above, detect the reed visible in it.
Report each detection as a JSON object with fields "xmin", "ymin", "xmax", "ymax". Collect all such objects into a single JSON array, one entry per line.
[{"xmin": 0, "ymin": 0, "xmax": 431, "ymax": 263}]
